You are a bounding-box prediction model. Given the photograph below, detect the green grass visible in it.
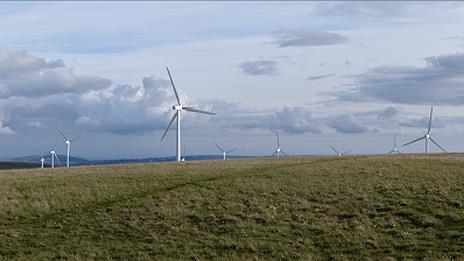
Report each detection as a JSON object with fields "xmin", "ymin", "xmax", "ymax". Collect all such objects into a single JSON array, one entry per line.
[{"xmin": 1, "ymin": 155, "xmax": 463, "ymax": 259}]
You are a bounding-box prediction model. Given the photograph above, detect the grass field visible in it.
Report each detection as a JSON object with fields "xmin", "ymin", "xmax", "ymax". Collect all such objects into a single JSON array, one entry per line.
[{"xmin": 1, "ymin": 155, "xmax": 463, "ymax": 259}]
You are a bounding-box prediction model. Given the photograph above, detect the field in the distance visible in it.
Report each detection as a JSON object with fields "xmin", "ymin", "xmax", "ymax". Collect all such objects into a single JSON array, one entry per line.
[{"xmin": 1, "ymin": 155, "xmax": 463, "ymax": 259}]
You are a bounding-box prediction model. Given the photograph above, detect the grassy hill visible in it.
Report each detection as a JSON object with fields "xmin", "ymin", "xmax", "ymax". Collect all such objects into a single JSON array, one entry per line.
[{"xmin": 1, "ymin": 155, "xmax": 463, "ymax": 259}]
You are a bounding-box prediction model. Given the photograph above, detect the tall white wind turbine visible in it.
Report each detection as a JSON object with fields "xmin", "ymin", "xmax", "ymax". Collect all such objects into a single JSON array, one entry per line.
[
  {"xmin": 330, "ymin": 146, "xmax": 351, "ymax": 157},
  {"xmin": 401, "ymin": 106, "xmax": 447, "ymax": 153},
  {"xmin": 58, "ymin": 129, "xmax": 80, "ymax": 167},
  {"xmin": 161, "ymin": 67, "xmax": 216, "ymax": 162},
  {"xmin": 387, "ymin": 134, "xmax": 401, "ymax": 155},
  {"xmin": 272, "ymin": 130, "xmax": 288, "ymax": 158},
  {"xmin": 214, "ymin": 143, "xmax": 237, "ymax": 160}
]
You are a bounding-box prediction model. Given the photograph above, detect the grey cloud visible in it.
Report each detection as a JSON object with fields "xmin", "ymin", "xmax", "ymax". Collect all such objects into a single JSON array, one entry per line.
[
  {"xmin": 334, "ymin": 53, "xmax": 464, "ymax": 105},
  {"xmin": 239, "ymin": 60, "xmax": 278, "ymax": 76},
  {"xmin": 328, "ymin": 114, "xmax": 368, "ymax": 134},
  {"xmin": 272, "ymin": 31, "xmax": 348, "ymax": 48},
  {"xmin": 0, "ymin": 49, "xmax": 111, "ymax": 98},
  {"xmin": 306, "ymin": 73, "xmax": 334, "ymax": 81},
  {"xmin": 275, "ymin": 106, "xmax": 321, "ymax": 134},
  {"xmin": 399, "ymin": 117, "xmax": 445, "ymax": 129},
  {"xmin": 377, "ymin": 107, "xmax": 399, "ymax": 120}
]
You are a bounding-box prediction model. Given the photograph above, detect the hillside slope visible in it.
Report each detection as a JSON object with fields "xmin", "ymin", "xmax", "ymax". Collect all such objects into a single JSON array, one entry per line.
[{"xmin": 0, "ymin": 155, "xmax": 463, "ymax": 259}]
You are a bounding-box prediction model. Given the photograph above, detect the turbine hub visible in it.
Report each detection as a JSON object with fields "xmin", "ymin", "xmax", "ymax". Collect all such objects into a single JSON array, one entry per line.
[
  {"xmin": 51, "ymin": 150, "xmax": 55, "ymax": 154},
  {"xmin": 66, "ymin": 140, "xmax": 70, "ymax": 144},
  {"xmin": 41, "ymin": 158, "xmax": 44, "ymax": 162},
  {"xmin": 425, "ymin": 134, "xmax": 430, "ymax": 138},
  {"xmin": 173, "ymin": 105, "xmax": 183, "ymax": 111},
  {"xmin": 277, "ymin": 148, "xmax": 281, "ymax": 152}
]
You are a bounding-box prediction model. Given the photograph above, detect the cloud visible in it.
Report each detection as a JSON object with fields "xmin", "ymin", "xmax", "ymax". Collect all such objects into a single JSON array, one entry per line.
[
  {"xmin": 0, "ymin": 49, "xmax": 221, "ymax": 136},
  {"xmin": 328, "ymin": 114, "xmax": 368, "ymax": 134},
  {"xmin": 239, "ymin": 60, "xmax": 278, "ymax": 76},
  {"xmin": 312, "ymin": 2, "xmax": 408, "ymax": 19},
  {"xmin": 275, "ymin": 106, "xmax": 322, "ymax": 134},
  {"xmin": 0, "ymin": 49, "xmax": 111, "ymax": 98},
  {"xmin": 399, "ymin": 117, "xmax": 445, "ymax": 130},
  {"xmin": 334, "ymin": 53, "xmax": 464, "ymax": 105},
  {"xmin": 306, "ymin": 73, "xmax": 335, "ymax": 81},
  {"xmin": 271, "ymin": 31, "xmax": 348, "ymax": 48},
  {"xmin": 377, "ymin": 107, "xmax": 399, "ymax": 120}
]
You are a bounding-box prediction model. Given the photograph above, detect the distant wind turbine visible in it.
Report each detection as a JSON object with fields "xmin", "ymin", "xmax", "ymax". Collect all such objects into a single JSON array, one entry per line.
[
  {"xmin": 214, "ymin": 143, "xmax": 237, "ymax": 160},
  {"xmin": 272, "ymin": 130, "xmax": 288, "ymax": 158},
  {"xmin": 402, "ymin": 106, "xmax": 447, "ymax": 153},
  {"xmin": 50, "ymin": 140, "xmax": 60, "ymax": 168},
  {"xmin": 330, "ymin": 146, "xmax": 351, "ymax": 157},
  {"xmin": 161, "ymin": 67, "xmax": 216, "ymax": 162},
  {"xmin": 40, "ymin": 152, "xmax": 45, "ymax": 168},
  {"xmin": 387, "ymin": 134, "xmax": 401, "ymax": 155},
  {"xmin": 58, "ymin": 129, "xmax": 81, "ymax": 167}
]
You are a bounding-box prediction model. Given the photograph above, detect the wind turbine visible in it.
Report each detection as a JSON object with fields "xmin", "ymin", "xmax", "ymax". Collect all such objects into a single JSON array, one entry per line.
[
  {"xmin": 387, "ymin": 134, "xmax": 401, "ymax": 155},
  {"xmin": 57, "ymin": 129, "xmax": 80, "ymax": 167},
  {"xmin": 330, "ymin": 146, "xmax": 351, "ymax": 157},
  {"xmin": 401, "ymin": 106, "xmax": 447, "ymax": 153},
  {"xmin": 161, "ymin": 67, "xmax": 216, "ymax": 162},
  {"xmin": 50, "ymin": 141, "xmax": 60, "ymax": 168},
  {"xmin": 214, "ymin": 143, "xmax": 237, "ymax": 160},
  {"xmin": 272, "ymin": 130, "xmax": 288, "ymax": 158},
  {"xmin": 40, "ymin": 153, "xmax": 45, "ymax": 168}
]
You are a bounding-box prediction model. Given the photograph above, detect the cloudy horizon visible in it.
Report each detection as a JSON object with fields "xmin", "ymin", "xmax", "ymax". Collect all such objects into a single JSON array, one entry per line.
[{"xmin": 1, "ymin": 1, "xmax": 464, "ymax": 160}]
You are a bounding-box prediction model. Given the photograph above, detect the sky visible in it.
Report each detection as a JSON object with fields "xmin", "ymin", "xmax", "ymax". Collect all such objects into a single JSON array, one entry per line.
[{"xmin": 1, "ymin": 1, "xmax": 464, "ymax": 160}]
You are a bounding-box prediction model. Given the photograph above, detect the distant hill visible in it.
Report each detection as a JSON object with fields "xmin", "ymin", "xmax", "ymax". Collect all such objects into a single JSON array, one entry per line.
[
  {"xmin": 12, "ymin": 155, "xmax": 256, "ymax": 166},
  {"xmin": 13, "ymin": 154, "xmax": 91, "ymax": 166},
  {"xmin": 0, "ymin": 161, "xmax": 40, "ymax": 169}
]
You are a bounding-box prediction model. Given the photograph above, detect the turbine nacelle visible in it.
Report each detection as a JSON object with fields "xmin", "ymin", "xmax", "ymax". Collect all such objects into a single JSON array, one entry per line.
[
  {"xmin": 65, "ymin": 140, "xmax": 71, "ymax": 145},
  {"xmin": 173, "ymin": 105, "xmax": 183, "ymax": 111}
]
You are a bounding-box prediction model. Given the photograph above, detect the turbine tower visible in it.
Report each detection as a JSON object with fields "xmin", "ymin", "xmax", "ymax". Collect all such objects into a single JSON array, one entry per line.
[
  {"xmin": 330, "ymin": 146, "xmax": 350, "ymax": 157},
  {"xmin": 58, "ymin": 129, "xmax": 80, "ymax": 167},
  {"xmin": 272, "ymin": 130, "xmax": 288, "ymax": 158},
  {"xmin": 214, "ymin": 143, "xmax": 237, "ymax": 160},
  {"xmin": 387, "ymin": 134, "xmax": 401, "ymax": 154},
  {"xmin": 161, "ymin": 67, "xmax": 216, "ymax": 162},
  {"xmin": 401, "ymin": 106, "xmax": 447, "ymax": 153},
  {"xmin": 40, "ymin": 153, "xmax": 45, "ymax": 168}
]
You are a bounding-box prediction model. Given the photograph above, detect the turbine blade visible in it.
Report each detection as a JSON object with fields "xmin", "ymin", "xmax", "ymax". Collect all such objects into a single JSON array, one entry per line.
[
  {"xmin": 55, "ymin": 153, "xmax": 61, "ymax": 165},
  {"xmin": 166, "ymin": 67, "xmax": 181, "ymax": 105},
  {"xmin": 183, "ymin": 107, "xmax": 216, "ymax": 115},
  {"xmin": 394, "ymin": 134, "xmax": 397, "ymax": 147},
  {"xmin": 226, "ymin": 148, "xmax": 237, "ymax": 154},
  {"xmin": 330, "ymin": 145, "xmax": 339, "ymax": 155},
  {"xmin": 214, "ymin": 143, "xmax": 225, "ymax": 153},
  {"xmin": 271, "ymin": 151, "xmax": 277, "ymax": 157},
  {"xmin": 387, "ymin": 149, "xmax": 395, "ymax": 155},
  {"xmin": 429, "ymin": 137, "xmax": 447, "ymax": 153},
  {"xmin": 402, "ymin": 136, "xmax": 425, "ymax": 147},
  {"xmin": 160, "ymin": 112, "xmax": 177, "ymax": 141},
  {"xmin": 281, "ymin": 151, "xmax": 289, "ymax": 156},
  {"xmin": 57, "ymin": 129, "xmax": 67, "ymax": 141},
  {"xmin": 427, "ymin": 106, "xmax": 433, "ymax": 134},
  {"xmin": 342, "ymin": 150, "xmax": 351, "ymax": 155},
  {"xmin": 70, "ymin": 135, "xmax": 81, "ymax": 142}
]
